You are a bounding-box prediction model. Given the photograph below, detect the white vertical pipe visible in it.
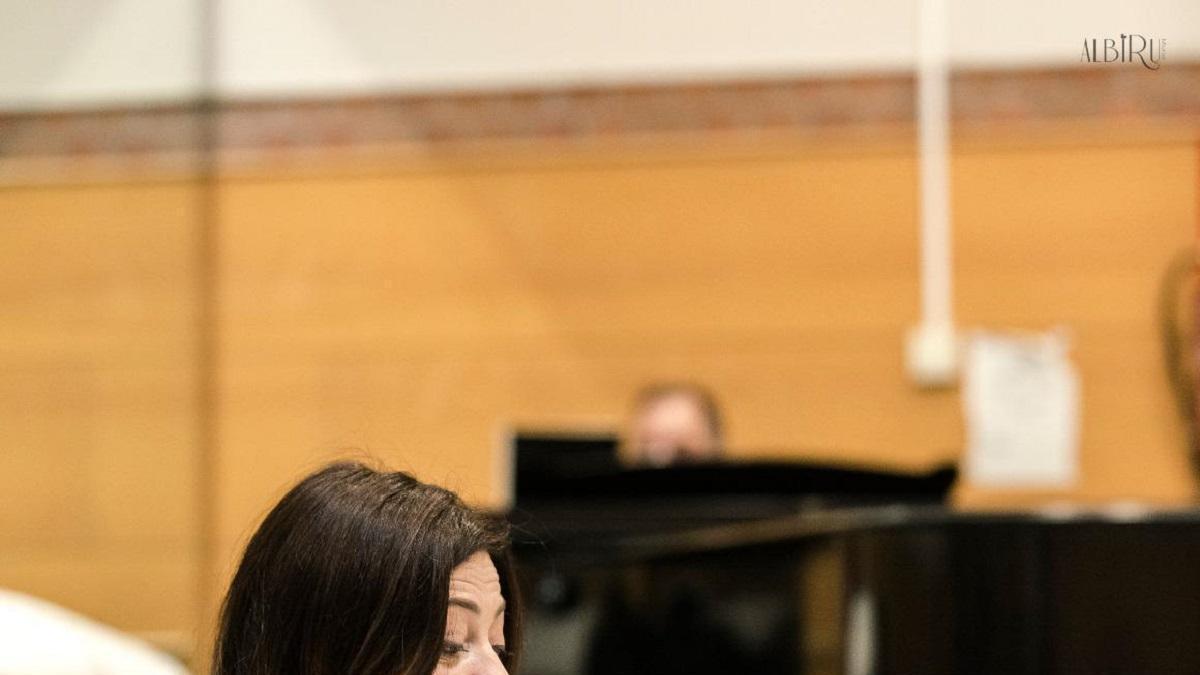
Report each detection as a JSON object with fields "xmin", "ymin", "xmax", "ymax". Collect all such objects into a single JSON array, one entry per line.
[{"xmin": 917, "ymin": 0, "xmax": 952, "ymax": 327}]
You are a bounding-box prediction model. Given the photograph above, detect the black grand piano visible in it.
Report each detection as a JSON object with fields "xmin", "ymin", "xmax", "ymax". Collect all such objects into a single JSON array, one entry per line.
[{"xmin": 507, "ymin": 434, "xmax": 1200, "ymax": 675}]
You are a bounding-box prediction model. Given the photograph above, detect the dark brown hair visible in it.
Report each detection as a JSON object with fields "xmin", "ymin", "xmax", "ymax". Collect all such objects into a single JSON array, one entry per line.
[{"xmin": 214, "ymin": 461, "xmax": 521, "ymax": 675}]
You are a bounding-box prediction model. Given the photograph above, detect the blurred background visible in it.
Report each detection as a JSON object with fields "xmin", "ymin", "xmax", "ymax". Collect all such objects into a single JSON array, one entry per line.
[{"xmin": 1, "ymin": 0, "xmax": 1198, "ymax": 671}]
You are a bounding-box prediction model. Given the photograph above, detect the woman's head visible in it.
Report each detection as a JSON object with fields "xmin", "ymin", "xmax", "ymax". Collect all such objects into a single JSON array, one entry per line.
[{"xmin": 214, "ymin": 461, "xmax": 520, "ymax": 675}]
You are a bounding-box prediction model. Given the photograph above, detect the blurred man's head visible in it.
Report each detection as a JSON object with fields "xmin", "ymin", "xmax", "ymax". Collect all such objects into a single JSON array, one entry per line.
[{"xmin": 626, "ymin": 383, "xmax": 723, "ymax": 467}]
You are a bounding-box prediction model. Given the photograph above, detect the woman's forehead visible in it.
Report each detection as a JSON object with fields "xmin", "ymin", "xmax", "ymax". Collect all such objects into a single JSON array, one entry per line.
[{"xmin": 449, "ymin": 551, "xmax": 501, "ymax": 594}]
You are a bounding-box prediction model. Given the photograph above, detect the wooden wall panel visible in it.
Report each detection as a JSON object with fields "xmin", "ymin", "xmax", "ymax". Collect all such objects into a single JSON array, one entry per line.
[
  {"xmin": 1, "ymin": 127, "xmax": 1195, "ymax": 667},
  {"xmin": 213, "ymin": 133, "xmax": 1197, "ymax": 597},
  {"xmin": 214, "ymin": 149, "xmax": 924, "ymax": 547},
  {"xmin": 0, "ymin": 182, "xmax": 201, "ymax": 636},
  {"xmin": 954, "ymin": 143, "xmax": 1197, "ymax": 505}
]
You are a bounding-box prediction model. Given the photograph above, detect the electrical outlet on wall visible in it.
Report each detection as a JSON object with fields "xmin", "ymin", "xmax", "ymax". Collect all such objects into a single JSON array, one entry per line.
[{"xmin": 905, "ymin": 321, "xmax": 959, "ymax": 388}]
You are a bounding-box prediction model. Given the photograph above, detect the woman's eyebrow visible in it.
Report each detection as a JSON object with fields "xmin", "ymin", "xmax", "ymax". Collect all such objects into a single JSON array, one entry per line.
[
  {"xmin": 448, "ymin": 597, "xmax": 506, "ymax": 617},
  {"xmin": 449, "ymin": 597, "xmax": 480, "ymax": 613}
]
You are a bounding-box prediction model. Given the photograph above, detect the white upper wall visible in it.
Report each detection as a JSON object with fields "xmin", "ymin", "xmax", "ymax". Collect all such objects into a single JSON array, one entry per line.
[
  {"xmin": 0, "ymin": 0, "xmax": 201, "ymax": 110},
  {"xmin": 1, "ymin": 0, "xmax": 1197, "ymax": 109},
  {"xmin": 951, "ymin": 1, "xmax": 1192, "ymax": 66},
  {"xmin": 217, "ymin": 0, "xmax": 919, "ymax": 96},
  {"xmin": 220, "ymin": 0, "xmax": 1198, "ymax": 97}
]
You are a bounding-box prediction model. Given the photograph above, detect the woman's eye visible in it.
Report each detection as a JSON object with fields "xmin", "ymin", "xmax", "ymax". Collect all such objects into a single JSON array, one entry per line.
[{"xmin": 441, "ymin": 642, "xmax": 466, "ymax": 657}]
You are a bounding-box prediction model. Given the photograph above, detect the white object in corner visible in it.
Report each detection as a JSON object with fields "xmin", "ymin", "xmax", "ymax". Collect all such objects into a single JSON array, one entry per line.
[{"xmin": 0, "ymin": 589, "xmax": 187, "ymax": 675}]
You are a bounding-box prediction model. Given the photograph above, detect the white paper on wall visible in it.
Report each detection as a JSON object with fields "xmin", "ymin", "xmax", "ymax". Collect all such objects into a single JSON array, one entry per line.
[{"xmin": 963, "ymin": 329, "xmax": 1080, "ymax": 487}]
